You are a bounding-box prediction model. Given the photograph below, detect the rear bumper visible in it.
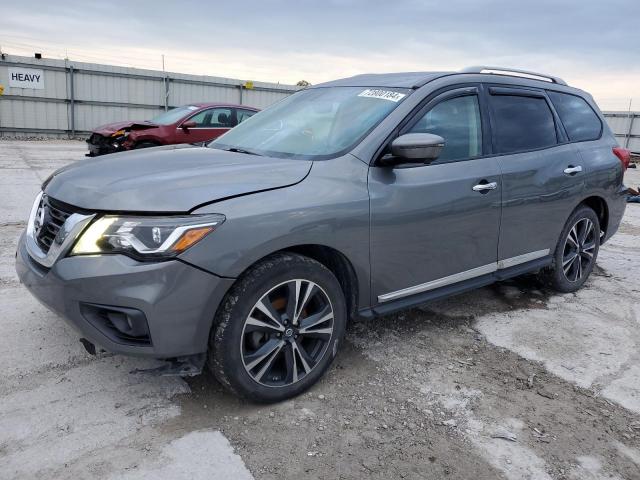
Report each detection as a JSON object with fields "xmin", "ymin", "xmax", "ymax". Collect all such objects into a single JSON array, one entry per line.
[
  {"xmin": 603, "ymin": 185, "xmax": 628, "ymax": 243},
  {"xmin": 15, "ymin": 233, "xmax": 234, "ymax": 358}
]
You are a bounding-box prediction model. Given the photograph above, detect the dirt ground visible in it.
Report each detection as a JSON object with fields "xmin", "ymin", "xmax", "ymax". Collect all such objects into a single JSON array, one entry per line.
[{"xmin": 1, "ymin": 140, "xmax": 640, "ymax": 480}]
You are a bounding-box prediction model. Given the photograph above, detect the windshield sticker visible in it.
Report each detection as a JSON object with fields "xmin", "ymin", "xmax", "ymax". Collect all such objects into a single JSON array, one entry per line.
[{"xmin": 358, "ymin": 89, "xmax": 406, "ymax": 102}]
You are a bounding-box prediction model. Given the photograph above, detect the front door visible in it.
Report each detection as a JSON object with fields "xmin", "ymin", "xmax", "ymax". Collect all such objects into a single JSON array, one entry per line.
[
  {"xmin": 369, "ymin": 87, "xmax": 501, "ymax": 304},
  {"xmin": 176, "ymin": 107, "xmax": 234, "ymax": 144}
]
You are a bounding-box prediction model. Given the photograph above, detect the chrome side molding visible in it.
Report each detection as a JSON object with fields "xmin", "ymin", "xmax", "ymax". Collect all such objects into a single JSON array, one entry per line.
[
  {"xmin": 378, "ymin": 249, "xmax": 550, "ymax": 303},
  {"xmin": 496, "ymin": 249, "xmax": 550, "ymax": 269}
]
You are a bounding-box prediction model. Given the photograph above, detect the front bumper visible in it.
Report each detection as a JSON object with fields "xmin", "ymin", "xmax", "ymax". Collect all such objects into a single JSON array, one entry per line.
[
  {"xmin": 86, "ymin": 134, "xmax": 128, "ymax": 157},
  {"xmin": 16, "ymin": 233, "xmax": 234, "ymax": 358}
]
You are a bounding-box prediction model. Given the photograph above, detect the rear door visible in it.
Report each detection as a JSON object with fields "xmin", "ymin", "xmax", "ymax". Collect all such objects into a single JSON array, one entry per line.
[
  {"xmin": 369, "ymin": 86, "xmax": 502, "ymax": 304},
  {"xmin": 487, "ymin": 86, "xmax": 586, "ymax": 265}
]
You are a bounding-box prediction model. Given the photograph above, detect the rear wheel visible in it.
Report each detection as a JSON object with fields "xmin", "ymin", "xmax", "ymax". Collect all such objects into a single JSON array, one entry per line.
[
  {"xmin": 544, "ymin": 206, "xmax": 600, "ymax": 293},
  {"xmin": 209, "ymin": 253, "xmax": 346, "ymax": 402}
]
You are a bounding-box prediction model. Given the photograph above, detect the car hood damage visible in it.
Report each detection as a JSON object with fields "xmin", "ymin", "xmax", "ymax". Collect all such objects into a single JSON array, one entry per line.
[
  {"xmin": 92, "ymin": 120, "xmax": 159, "ymax": 136},
  {"xmin": 44, "ymin": 144, "xmax": 312, "ymax": 212}
]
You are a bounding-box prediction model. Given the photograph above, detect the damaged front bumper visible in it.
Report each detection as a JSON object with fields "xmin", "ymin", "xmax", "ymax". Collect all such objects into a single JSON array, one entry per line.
[
  {"xmin": 86, "ymin": 132, "xmax": 128, "ymax": 157},
  {"xmin": 15, "ymin": 231, "xmax": 234, "ymax": 359}
]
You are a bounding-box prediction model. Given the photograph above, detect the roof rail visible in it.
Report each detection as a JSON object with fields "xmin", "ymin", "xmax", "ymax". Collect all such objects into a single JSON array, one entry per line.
[{"xmin": 460, "ymin": 66, "xmax": 567, "ymax": 86}]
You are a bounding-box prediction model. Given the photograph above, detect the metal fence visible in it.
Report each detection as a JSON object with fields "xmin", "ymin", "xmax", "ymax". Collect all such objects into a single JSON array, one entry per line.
[
  {"xmin": 0, "ymin": 54, "xmax": 298, "ymax": 138},
  {"xmin": 602, "ymin": 112, "xmax": 640, "ymax": 154},
  {"xmin": 2, "ymin": 54, "xmax": 639, "ymax": 153}
]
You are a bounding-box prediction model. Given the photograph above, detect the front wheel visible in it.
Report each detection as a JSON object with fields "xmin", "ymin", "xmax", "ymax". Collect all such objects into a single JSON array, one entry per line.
[
  {"xmin": 543, "ymin": 206, "xmax": 600, "ymax": 293},
  {"xmin": 209, "ymin": 253, "xmax": 346, "ymax": 402}
]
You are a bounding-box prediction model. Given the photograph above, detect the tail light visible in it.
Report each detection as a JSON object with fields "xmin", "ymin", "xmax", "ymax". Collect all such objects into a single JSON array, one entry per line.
[{"xmin": 613, "ymin": 147, "xmax": 631, "ymax": 171}]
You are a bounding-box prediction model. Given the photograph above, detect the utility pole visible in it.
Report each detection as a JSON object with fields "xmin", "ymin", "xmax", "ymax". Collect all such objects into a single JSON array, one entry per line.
[
  {"xmin": 625, "ymin": 98, "xmax": 634, "ymax": 149},
  {"xmin": 162, "ymin": 54, "xmax": 169, "ymax": 112}
]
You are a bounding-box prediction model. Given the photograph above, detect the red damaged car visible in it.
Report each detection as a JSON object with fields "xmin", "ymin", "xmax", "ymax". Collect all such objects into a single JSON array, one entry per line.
[{"xmin": 86, "ymin": 103, "xmax": 259, "ymax": 156}]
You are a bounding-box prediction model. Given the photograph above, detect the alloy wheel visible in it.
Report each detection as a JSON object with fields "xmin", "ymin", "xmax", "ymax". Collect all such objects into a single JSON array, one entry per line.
[
  {"xmin": 562, "ymin": 218, "xmax": 596, "ymax": 282},
  {"xmin": 241, "ymin": 279, "xmax": 334, "ymax": 387}
]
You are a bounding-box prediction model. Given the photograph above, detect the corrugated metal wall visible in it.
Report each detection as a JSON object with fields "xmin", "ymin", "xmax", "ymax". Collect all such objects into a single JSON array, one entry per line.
[
  {"xmin": 0, "ymin": 54, "xmax": 298, "ymax": 137},
  {"xmin": 2, "ymin": 55, "xmax": 637, "ymax": 152},
  {"xmin": 603, "ymin": 112, "xmax": 640, "ymax": 154}
]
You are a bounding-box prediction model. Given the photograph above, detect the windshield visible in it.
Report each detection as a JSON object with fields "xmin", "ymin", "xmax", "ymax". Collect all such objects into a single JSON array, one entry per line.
[
  {"xmin": 209, "ymin": 86, "xmax": 410, "ymax": 160},
  {"xmin": 150, "ymin": 105, "xmax": 199, "ymax": 125}
]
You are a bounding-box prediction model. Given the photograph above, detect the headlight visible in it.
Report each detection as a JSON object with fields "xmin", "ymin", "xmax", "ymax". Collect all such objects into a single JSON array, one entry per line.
[{"xmin": 71, "ymin": 214, "xmax": 225, "ymax": 260}]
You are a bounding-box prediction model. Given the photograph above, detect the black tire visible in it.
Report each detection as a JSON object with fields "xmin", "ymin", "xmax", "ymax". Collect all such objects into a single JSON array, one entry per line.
[
  {"xmin": 209, "ymin": 252, "xmax": 347, "ymax": 403},
  {"xmin": 543, "ymin": 205, "xmax": 600, "ymax": 293},
  {"xmin": 134, "ymin": 141, "xmax": 160, "ymax": 149}
]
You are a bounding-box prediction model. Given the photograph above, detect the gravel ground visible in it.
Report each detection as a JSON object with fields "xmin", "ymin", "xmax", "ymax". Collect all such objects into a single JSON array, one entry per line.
[{"xmin": 1, "ymin": 140, "xmax": 639, "ymax": 480}]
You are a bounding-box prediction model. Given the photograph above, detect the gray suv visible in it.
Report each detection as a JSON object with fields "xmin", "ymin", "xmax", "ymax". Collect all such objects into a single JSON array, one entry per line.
[{"xmin": 16, "ymin": 66, "xmax": 629, "ymax": 402}]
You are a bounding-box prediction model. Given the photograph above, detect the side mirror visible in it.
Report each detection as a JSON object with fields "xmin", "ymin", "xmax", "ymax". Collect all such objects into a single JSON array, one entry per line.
[
  {"xmin": 181, "ymin": 120, "xmax": 197, "ymax": 131},
  {"xmin": 389, "ymin": 133, "xmax": 445, "ymax": 164}
]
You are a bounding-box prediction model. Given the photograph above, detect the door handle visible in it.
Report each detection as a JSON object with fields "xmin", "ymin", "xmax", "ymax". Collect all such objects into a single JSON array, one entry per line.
[
  {"xmin": 472, "ymin": 181, "xmax": 497, "ymax": 192},
  {"xmin": 563, "ymin": 165, "xmax": 583, "ymax": 175}
]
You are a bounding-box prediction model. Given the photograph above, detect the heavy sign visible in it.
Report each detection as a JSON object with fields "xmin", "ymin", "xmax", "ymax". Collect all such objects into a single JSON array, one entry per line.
[{"xmin": 8, "ymin": 68, "xmax": 45, "ymax": 90}]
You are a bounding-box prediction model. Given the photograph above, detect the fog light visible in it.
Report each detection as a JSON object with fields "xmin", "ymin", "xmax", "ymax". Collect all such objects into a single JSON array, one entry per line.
[{"xmin": 80, "ymin": 303, "xmax": 151, "ymax": 346}]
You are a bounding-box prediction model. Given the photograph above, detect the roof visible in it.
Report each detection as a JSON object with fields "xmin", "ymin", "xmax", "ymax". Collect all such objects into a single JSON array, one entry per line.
[
  {"xmin": 312, "ymin": 72, "xmax": 452, "ymax": 89},
  {"xmin": 311, "ymin": 67, "xmax": 569, "ymax": 90},
  {"xmin": 189, "ymin": 102, "xmax": 259, "ymax": 110}
]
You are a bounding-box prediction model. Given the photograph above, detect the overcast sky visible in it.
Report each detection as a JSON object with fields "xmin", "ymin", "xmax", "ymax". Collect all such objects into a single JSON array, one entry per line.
[{"xmin": 1, "ymin": 0, "xmax": 638, "ymax": 109}]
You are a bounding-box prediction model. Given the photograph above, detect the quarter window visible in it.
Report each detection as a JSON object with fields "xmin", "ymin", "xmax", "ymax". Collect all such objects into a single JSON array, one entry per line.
[
  {"xmin": 547, "ymin": 91, "xmax": 602, "ymax": 142},
  {"xmin": 409, "ymin": 95, "xmax": 482, "ymax": 161},
  {"xmin": 490, "ymin": 94, "xmax": 557, "ymax": 154}
]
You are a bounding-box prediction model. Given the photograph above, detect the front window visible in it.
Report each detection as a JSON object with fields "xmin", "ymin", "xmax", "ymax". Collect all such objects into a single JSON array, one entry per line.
[
  {"xmin": 188, "ymin": 108, "xmax": 233, "ymax": 127},
  {"xmin": 150, "ymin": 106, "xmax": 199, "ymax": 125},
  {"xmin": 409, "ymin": 95, "xmax": 482, "ymax": 162},
  {"xmin": 210, "ymin": 87, "xmax": 411, "ymax": 160}
]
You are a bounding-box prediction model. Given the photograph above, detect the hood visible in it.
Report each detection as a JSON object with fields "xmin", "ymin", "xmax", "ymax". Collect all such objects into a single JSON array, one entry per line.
[
  {"xmin": 93, "ymin": 120, "xmax": 158, "ymax": 136},
  {"xmin": 44, "ymin": 144, "xmax": 312, "ymax": 212}
]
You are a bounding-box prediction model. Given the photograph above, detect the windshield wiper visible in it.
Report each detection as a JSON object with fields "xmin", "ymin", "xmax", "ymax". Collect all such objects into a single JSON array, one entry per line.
[{"xmin": 224, "ymin": 147, "xmax": 262, "ymax": 156}]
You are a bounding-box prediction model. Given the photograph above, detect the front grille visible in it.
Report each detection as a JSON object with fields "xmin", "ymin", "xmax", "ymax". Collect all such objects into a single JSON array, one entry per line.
[{"xmin": 34, "ymin": 196, "xmax": 75, "ymax": 253}]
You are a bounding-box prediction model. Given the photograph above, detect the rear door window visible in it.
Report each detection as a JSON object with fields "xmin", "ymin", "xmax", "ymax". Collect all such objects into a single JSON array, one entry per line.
[
  {"xmin": 206, "ymin": 108, "xmax": 233, "ymax": 127},
  {"xmin": 236, "ymin": 109, "xmax": 257, "ymax": 125},
  {"xmin": 547, "ymin": 91, "xmax": 602, "ymax": 142},
  {"xmin": 490, "ymin": 94, "xmax": 557, "ymax": 154},
  {"xmin": 189, "ymin": 108, "xmax": 233, "ymax": 128}
]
